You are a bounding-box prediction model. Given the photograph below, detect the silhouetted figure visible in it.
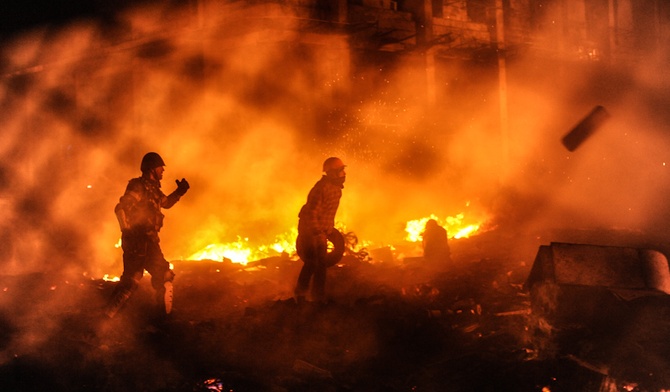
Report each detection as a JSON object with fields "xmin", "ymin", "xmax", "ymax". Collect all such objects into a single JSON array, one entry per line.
[
  {"xmin": 106, "ymin": 152, "xmax": 190, "ymax": 319},
  {"xmin": 294, "ymin": 157, "xmax": 346, "ymax": 304},
  {"xmin": 422, "ymin": 219, "xmax": 451, "ymax": 265}
]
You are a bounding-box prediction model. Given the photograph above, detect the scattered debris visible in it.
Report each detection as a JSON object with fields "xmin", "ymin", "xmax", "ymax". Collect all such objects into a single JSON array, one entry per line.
[{"xmin": 2, "ymin": 233, "xmax": 670, "ymax": 391}]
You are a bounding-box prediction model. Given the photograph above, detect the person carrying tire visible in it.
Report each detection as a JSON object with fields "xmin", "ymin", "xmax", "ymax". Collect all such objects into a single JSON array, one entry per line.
[{"xmin": 294, "ymin": 157, "xmax": 346, "ymax": 304}]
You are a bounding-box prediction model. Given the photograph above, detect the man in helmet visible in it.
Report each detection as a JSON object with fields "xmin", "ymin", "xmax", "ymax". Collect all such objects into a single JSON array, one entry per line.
[
  {"xmin": 105, "ymin": 152, "xmax": 190, "ymax": 319},
  {"xmin": 294, "ymin": 157, "xmax": 346, "ymax": 304}
]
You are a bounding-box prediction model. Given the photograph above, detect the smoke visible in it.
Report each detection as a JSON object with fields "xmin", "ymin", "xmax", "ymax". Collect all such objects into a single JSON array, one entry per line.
[
  {"xmin": 499, "ymin": 44, "xmax": 670, "ymax": 243},
  {"xmin": 0, "ymin": 1, "xmax": 669, "ymax": 275},
  {"xmin": 1, "ymin": 3, "xmax": 670, "ymax": 388}
]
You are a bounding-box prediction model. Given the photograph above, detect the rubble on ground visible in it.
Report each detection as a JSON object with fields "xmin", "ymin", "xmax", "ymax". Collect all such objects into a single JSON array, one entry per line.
[{"xmin": 1, "ymin": 229, "xmax": 669, "ymax": 391}]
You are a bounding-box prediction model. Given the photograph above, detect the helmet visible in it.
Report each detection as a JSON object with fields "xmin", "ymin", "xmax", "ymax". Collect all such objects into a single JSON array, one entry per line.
[
  {"xmin": 140, "ymin": 152, "xmax": 165, "ymax": 172},
  {"xmin": 322, "ymin": 157, "xmax": 345, "ymax": 173}
]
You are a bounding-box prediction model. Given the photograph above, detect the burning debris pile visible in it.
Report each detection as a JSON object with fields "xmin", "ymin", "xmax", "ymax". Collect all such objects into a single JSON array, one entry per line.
[{"xmin": 2, "ymin": 228, "xmax": 670, "ymax": 392}]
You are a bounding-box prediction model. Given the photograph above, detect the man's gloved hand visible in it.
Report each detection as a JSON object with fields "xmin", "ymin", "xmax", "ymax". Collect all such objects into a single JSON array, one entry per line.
[{"xmin": 175, "ymin": 178, "xmax": 190, "ymax": 196}]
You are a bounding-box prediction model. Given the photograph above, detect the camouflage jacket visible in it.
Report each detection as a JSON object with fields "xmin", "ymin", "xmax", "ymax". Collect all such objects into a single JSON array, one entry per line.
[{"xmin": 114, "ymin": 175, "xmax": 182, "ymax": 235}]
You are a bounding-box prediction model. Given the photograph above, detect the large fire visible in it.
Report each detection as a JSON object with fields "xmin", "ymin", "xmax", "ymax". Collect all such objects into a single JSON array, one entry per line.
[
  {"xmin": 187, "ymin": 228, "xmax": 298, "ymax": 265},
  {"xmin": 179, "ymin": 211, "xmax": 486, "ymax": 267},
  {"xmin": 404, "ymin": 212, "xmax": 484, "ymax": 242}
]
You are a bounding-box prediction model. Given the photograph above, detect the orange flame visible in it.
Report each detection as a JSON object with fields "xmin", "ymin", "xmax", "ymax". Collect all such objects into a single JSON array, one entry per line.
[
  {"xmin": 187, "ymin": 228, "xmax": 298, "ymax": 265},
  {"xmin": 102, "ymin": 274, "xmax": 120, "ymax": 282},
  {"xmin": 405, "ymin": 212, "xmax": 485, "ymax": 242}
]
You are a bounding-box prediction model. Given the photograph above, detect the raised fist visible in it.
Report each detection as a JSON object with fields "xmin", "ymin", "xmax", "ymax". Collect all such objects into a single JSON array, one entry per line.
[{"xmin": 175, "ymin": 178, "xmax": 190, "ymax": 196}]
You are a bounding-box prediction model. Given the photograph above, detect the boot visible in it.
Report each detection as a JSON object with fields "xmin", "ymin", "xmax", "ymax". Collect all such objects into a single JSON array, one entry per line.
[
  {"xmin": 105, "ymin": 287, "xmax": 132, "ymax": 318},
  {"xmin": 163, "ymin": 281, "xmax": 173, "ymax": 314}
]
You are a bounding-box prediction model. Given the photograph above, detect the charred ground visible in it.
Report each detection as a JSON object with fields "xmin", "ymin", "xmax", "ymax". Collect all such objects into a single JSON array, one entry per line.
[{"xmin": 2, "ymin": 227, "xmax": 670, "ymax": 392}]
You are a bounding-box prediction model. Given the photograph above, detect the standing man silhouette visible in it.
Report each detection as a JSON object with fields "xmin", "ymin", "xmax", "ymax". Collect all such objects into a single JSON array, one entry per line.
[{"xmin": 294, "ymin": 157, "xmax": 346, "ymax": 304}]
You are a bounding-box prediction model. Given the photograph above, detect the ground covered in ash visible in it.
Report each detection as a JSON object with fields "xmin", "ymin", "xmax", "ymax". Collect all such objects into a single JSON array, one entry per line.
[{"xmin": 1, "ymin": 231, "xmax": 669, "ymax": 391}]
